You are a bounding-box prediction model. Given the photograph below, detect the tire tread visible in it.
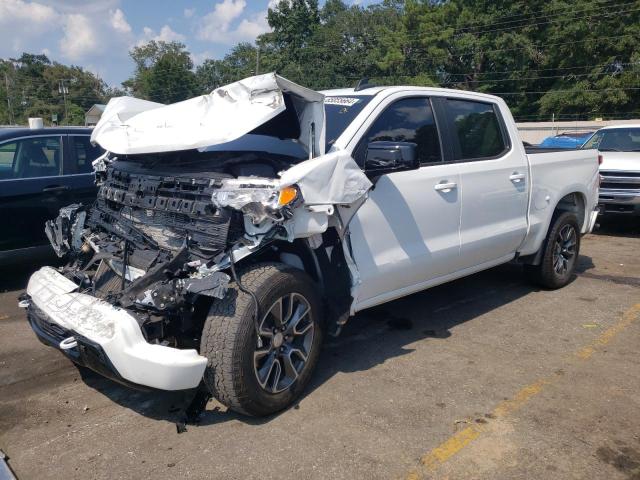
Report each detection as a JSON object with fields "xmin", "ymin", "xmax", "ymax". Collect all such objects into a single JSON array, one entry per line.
[
  {"xmin": 525, "ymin": 211, "xmax": 580, "ymax": 289},
  {"xmin": 201, "ymin": 263, "xmax": 320, "ymax": 416}
]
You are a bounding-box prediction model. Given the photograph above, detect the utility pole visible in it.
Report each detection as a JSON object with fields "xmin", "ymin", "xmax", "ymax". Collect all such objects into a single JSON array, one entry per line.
[
  {"xmin": 58, "ymin": 79, "xmax": 69, "ymax": 123},
  {"xmin": 255, "ymin": 46, "xmax": 261, "ymax": 75},
  {"xmin": 4, "ymin": 72, "xmax": 14, "ymax": 125}
]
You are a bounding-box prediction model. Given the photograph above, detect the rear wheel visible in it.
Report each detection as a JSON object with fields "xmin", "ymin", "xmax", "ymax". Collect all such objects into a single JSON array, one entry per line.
[
  {"xmin": 200, "ymin": 263, "xmax": 323, "ymax": 416},
  {"xmin": 525, "ymin": 211, "xmax": 580, "ymax": 289}
]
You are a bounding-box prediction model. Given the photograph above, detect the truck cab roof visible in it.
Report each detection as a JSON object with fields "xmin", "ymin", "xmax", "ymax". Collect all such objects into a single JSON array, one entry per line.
[{"xmin": 321, "ymin": 86, "xmax": 503, "ymax": 103}]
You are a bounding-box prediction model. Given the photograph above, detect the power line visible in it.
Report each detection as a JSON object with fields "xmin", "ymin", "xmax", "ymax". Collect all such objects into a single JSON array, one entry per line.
[
  {"xmin": 296, "ymin": 32, "xmax": 637, "ymax": 71},
  {"xmin": 452, "ymin": 2, "xmax": 639, "ymax": 37},
  {"xmin": 442, "ymin": 62, "xmax": 637, "ymax": 78},
  {"xmin": 305, "ymin": 1, "xmax": 638, "ymax": 50},
  {"xmin": 428, "ymin": 0, "xmax": 627, "ymax": 33},
  {"xmin": 492, "ymin": 87, "xmax": 640, "ymax": 96},
  {"xmin": 443, "ymin": 69, "xmax": 639, "ymax": 85},
  {"xmin": 341, "ymin": 0, "xmax": 632, "ymax": 45}
]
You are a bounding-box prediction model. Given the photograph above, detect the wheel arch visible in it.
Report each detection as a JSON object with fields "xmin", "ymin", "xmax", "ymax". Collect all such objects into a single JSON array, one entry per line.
[
  {"xmin": 554, "ymin": 191, "xmax": 587, "ymax": 232},
  {"xmin": 520, "ymin": 191, "xmax": 586, "ymax": 266},
  {"xmin": 237, "ymin": 229, "xmax": 354, "ymax": 335}
]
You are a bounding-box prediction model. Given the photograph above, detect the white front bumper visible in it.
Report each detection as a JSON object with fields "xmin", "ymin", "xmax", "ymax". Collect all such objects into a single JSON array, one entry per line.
[{"xmin": 26, "ymin": 267, "xmax": 207, "ymax": 390}]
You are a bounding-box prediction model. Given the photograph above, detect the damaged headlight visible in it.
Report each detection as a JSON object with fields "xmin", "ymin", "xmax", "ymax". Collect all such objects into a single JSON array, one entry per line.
[{"xmin": 211, "ymin": 178, "xmax": 299, "ymax": 224}]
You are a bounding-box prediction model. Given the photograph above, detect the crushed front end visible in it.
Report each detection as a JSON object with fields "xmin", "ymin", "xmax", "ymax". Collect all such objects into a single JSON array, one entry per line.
[
  {"xmin": 22, "ymin": 157, "xmax": 259, "ymax": 390},
  {"xmin": 21, "ymin": 72, "xmax": 371, "ymax": 394}
]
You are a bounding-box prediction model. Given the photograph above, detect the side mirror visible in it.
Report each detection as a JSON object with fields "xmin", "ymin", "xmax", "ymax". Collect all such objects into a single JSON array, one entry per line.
[{"xmin": 365, "ymin": 141, "xmax": 418, "ymax": 172}]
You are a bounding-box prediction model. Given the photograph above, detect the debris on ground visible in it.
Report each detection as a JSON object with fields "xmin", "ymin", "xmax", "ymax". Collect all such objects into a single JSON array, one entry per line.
[{"xmin": 175, "ymin": 383, "xmax": 213, "ymax": 434}]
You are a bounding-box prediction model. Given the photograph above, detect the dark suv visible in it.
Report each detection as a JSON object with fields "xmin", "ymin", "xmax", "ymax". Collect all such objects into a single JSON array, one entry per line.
[{"xmin": 0, "ymin": 127, "xmax": 104, "ymax": 265}]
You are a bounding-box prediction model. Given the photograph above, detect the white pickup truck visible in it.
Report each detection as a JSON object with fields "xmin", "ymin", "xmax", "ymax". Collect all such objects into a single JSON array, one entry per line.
[{"xmin": 22, "ymin": 74, "xmax": 600, "ymax": 417}]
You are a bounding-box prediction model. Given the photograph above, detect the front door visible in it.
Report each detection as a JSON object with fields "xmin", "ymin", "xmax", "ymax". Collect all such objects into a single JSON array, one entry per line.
[{"xmin": 346, "ymin": 96, "xmax": 462, "ymax": 310}]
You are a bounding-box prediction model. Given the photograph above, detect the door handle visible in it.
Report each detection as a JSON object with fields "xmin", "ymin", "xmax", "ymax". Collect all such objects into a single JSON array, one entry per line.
[
  {"xmin": 434, "ymin": 181, "xmax": 457, "ymax": 192},
  {"xmin": 42, "ymin": 185, "xmax": 70, "ymax": 193},
  {"xmin": 509, "ymin": 173, "xmax": 526, "ymax": 183}
]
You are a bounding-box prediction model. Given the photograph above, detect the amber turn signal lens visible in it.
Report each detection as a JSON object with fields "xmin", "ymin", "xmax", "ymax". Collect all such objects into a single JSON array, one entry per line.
[{"xmin": 278, "ymin": 186, "xmax": 298, "ymax": 206}]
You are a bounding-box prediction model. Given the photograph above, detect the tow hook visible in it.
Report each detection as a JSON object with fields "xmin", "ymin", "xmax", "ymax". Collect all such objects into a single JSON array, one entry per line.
[
  {"xmin": 59, "ymin": 336, "xmax": 78, "ymax": 350},
  {"xmin": 18, "ymin": 293, "xmax": 30, "ymax": 308}
]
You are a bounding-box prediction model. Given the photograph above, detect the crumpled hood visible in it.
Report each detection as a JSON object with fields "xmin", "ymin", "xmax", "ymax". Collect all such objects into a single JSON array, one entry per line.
[
  {"xmin": 91, "ymin": 73, "xmax": 325, "ymax": 156},
  {"xmin": 599, "ymin": 151, "xmax": 640, "ymax": 172}
]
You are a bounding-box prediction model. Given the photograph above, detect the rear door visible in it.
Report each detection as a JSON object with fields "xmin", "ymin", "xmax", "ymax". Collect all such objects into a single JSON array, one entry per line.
[
  {"xmin": 64, "ymin": 134, "xmax": 102, "ymax": 207},
  {"xmin": 347, "ymin": 95, "xmax": 462, "ymax": 309},
  {"xmin": 0, "ymin": 134, "xmax": 66, "ymax": 251},
  {"xmin": 442, "ymin": 98, "xmax": 529, "ymax": 268}
]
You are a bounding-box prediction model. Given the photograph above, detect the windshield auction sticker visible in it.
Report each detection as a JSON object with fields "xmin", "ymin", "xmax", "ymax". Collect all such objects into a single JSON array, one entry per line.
[{"xmin": 324, "ymin": 97, "xmax": 360, "ymax": 106}]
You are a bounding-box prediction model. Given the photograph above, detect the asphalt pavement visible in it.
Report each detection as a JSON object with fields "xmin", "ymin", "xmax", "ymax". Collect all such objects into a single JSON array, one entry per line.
[{"xmin": 1, "ymin": 218, "xmax": 639, "ymax": 480}]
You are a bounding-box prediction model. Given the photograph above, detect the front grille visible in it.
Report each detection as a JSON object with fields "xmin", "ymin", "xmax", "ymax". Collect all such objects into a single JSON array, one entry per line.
[
  {"xmin": 601, "ymin": 170, "xmax": 640, "ymax": 177},
  {"xmin": 600, "ymin": 171, "xmax": 640, "ymax": 191},
  {"xmin": 601, "ymin": 181, "xmax": 640, "ymax": 190},
  {"xmin": 88, "ymin": 167, "xmax": 242, "ymax": 254}
]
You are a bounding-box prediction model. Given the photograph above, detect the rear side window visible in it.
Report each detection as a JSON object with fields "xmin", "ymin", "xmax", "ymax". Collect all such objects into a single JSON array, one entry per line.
[
  {"xmin": 69, "ymin": 135, "xmax": 104, "ymax": 174},
  {"xmin": 357, "ymin": 97, "xmax": 442, "ymax": 165},
  {"xmin": 446, "ymin": 99, "xmax": 508, "ymax": 160},
  {"xmin": 0, "ymin": 136, "xmax": 62, "ymax": 179}
]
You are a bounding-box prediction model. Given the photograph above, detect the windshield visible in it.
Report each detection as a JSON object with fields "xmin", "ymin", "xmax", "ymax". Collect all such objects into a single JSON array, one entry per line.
[
  {"xmin": 324, "ymin": 95, "xmax": 373, "ymax": 151},
  {"xmin": 582, "ymin": 128, "xmax": 640, "ymax": 152}
]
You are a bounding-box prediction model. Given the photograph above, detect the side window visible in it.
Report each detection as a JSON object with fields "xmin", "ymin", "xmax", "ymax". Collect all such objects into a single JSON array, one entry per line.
[
  {"xmin": 446, "ymin": 99, "xmax": 508, "ymax": 160},
  {"xmin": 6, "ymin": 136, "xmax": 62, "ymax": 179},
  {"xmin": 357, "ymin": 97, "xmax": 442, "ymax": 166},
  {"xmin": 69, "ymin": 136, "xmax": 104, "ymax": 174},
  {"xmin": 0, "ymin": 142, "xmax": 17, "ymax": 180}
]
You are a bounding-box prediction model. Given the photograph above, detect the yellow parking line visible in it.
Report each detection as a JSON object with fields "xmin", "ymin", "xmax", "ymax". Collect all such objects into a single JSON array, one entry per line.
[
  {"xmin": 575, "ymin": 303, "xmax": 640, "ymax": 359},
  {"xmin": 407, "ymin": 302, "xmax": 640, "ymax": 479},
  {"xmin": 420, "ymin": 424, "xmax": 482, "ymax": 470}
]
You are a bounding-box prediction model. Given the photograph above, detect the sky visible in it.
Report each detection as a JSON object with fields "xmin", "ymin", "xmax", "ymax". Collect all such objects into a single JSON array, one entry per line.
[{"xmin": 0, "ymin": 0, "xmax": 376, "ymax": 87}]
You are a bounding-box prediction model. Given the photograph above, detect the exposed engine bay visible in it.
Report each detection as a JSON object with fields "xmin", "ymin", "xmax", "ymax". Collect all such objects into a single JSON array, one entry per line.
[{"xmin": 45, "ymin": 151, "xmax": 301, "ymax": 347}]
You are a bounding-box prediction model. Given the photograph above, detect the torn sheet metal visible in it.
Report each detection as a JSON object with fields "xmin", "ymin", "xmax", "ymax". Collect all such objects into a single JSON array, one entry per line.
[
  {"xmin": 179, "ymin": 272, "xmax": 230, "ymax": 298},
  {"xmin": 44, "ymin": 204, "xmax": 86, "ymax": 257},
  {"xmin": 279, "ymin": 150, "xmax": 372, "ymax": 205},
  {"xmin": 91, "ymin": 73, "xmax": 325, "ymax": 156},
  {"xmin": 213, "ymin": 151, "xmax": 371, "ymax": 209},
  {"xmin": 210, "ymin": 150, "xmax": 371, "ymax": 240}
]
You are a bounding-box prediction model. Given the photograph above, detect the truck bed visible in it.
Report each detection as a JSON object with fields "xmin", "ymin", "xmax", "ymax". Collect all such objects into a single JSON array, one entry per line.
[{"xmin": 517, "ymin": 147, "xmax": 600, "ymax": 257}]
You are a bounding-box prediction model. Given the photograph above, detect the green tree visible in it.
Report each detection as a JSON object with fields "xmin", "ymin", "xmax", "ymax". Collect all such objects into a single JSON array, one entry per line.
[
  {"xmin": 195, "ymin": 43, "xmax": 259, "ymax": 92},
  {"xmin": 0, "ymin": 52, "xmax": 111, "ymax": 125},
  {"xmin": 124, "ymin": 41, "xmax": 197, "ymax": 103}
]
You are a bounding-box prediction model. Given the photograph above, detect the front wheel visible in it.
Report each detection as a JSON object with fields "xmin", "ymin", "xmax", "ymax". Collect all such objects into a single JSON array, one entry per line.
[
  {"xmin": 525, "ymin": 211, "xmax": 581, "ymax": 289},
  {"xmin": 200, "ymin": 263, "xmax": 323, "ymax": 416}
]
